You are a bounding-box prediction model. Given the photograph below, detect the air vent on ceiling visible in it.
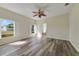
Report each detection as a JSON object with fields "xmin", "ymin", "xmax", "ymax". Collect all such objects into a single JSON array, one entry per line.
[{"xmin": 65, "ymin": 3, "xmax": 69, "ymax": 6}]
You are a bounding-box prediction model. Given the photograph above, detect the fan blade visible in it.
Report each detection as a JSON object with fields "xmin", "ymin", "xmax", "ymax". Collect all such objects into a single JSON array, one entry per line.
[
  {"xmin": 42, "ymin": 14, "xmax": 46, "ymax": 16},
  {"xmin": 32, "ymin": 11, "xmax": 37, "ymax": 13},
  {"xmin": 33, "ymin": 14, "xmax": 37, "ymax": 17}
]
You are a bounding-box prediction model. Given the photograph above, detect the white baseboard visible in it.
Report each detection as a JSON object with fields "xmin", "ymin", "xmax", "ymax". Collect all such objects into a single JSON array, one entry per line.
[
  {"xmin": 69, "ymin": 40, "xmax": 79, "ymax": 53},
  {"xmin": 47, "ymin": 35, "xmax": 68, "ymax": 41}
]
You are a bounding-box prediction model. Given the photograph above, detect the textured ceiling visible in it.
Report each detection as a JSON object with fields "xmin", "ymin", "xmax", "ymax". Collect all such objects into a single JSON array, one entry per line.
[{"xmin": 0, "ymin": 3, "xmax": 72, "ymax": 20}]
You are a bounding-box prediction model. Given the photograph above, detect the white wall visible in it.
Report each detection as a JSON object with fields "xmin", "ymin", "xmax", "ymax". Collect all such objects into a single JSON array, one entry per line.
[
  {"xmin": 0, "ymin": 7, "xmax": 33, "ymax": 45},
  {"xmin": 69, "ymin": 4, "xmax": 79, "ymax": 52},
  {"xmin": 46, "ymin": 13, "xmax": 69, "ymax": 40},
  {"xmin": 34, "ymin": 14, "xmax": 69, "ymax": 40}
]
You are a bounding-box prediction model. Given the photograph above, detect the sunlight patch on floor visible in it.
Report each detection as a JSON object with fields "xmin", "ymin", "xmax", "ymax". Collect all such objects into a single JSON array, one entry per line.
[{"xmin": 9, "ymin": 41, "xmax": 26, "ymax": 45}]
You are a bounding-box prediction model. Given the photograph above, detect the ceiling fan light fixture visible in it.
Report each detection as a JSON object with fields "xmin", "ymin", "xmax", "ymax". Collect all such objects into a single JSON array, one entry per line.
[{"xmin": 32, "ymin": 9, "xmax": 46, "ymax": 18}]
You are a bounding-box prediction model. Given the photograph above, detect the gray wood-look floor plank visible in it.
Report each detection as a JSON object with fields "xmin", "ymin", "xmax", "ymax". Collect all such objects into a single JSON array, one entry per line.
[{"xmin": 0, "ymin": 37, "xmax": 79, "ymax": 56}]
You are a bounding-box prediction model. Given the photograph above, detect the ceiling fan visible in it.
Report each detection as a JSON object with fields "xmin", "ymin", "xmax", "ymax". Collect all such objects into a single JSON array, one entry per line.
[
  {"xmin": 32, "ymin": 9, "xmax": 46, "ymax": 18},
  {"xmin": 32, "ymin": 3, "xmax": 69, "ymax": 18}
]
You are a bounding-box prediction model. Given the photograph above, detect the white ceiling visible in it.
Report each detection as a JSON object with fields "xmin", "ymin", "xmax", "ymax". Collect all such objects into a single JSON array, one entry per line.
[{"xmin": 0, "ymin": 3, "xmax": 72, "ymax": 20}]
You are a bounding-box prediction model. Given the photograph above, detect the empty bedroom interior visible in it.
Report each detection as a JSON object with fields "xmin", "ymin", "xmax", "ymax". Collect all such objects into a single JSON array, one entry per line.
[{"xmin": 0, "ymin": 3, "xmax": 79, "ymax": 56}]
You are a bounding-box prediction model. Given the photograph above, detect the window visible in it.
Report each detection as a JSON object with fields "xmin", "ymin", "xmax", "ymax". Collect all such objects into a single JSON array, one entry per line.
[
  {"xmin": 0, "ymin": 18, "xmax": 15, "ymax": 39},
  {"xmin": 31, "ymin": 25, "xmax": 34, "ymax": 33}
]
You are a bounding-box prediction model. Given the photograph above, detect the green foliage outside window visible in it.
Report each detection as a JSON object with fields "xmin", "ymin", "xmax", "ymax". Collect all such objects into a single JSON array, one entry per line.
[{"xmin": 5, "ymin": 24, "xmax": 14, "ymax": 28}]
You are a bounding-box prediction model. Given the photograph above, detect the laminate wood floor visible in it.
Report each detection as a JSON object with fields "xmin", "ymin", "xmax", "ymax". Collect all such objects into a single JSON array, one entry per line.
[{"xmin": 0, "ymin": 36, "xmax": 79, "ymax": 56}]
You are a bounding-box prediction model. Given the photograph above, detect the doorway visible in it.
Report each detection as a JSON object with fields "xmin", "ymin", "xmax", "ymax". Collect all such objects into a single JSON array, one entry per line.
[{"xmin": 31, "ymin": 23, "xmax": 47, "ymax": 38}]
